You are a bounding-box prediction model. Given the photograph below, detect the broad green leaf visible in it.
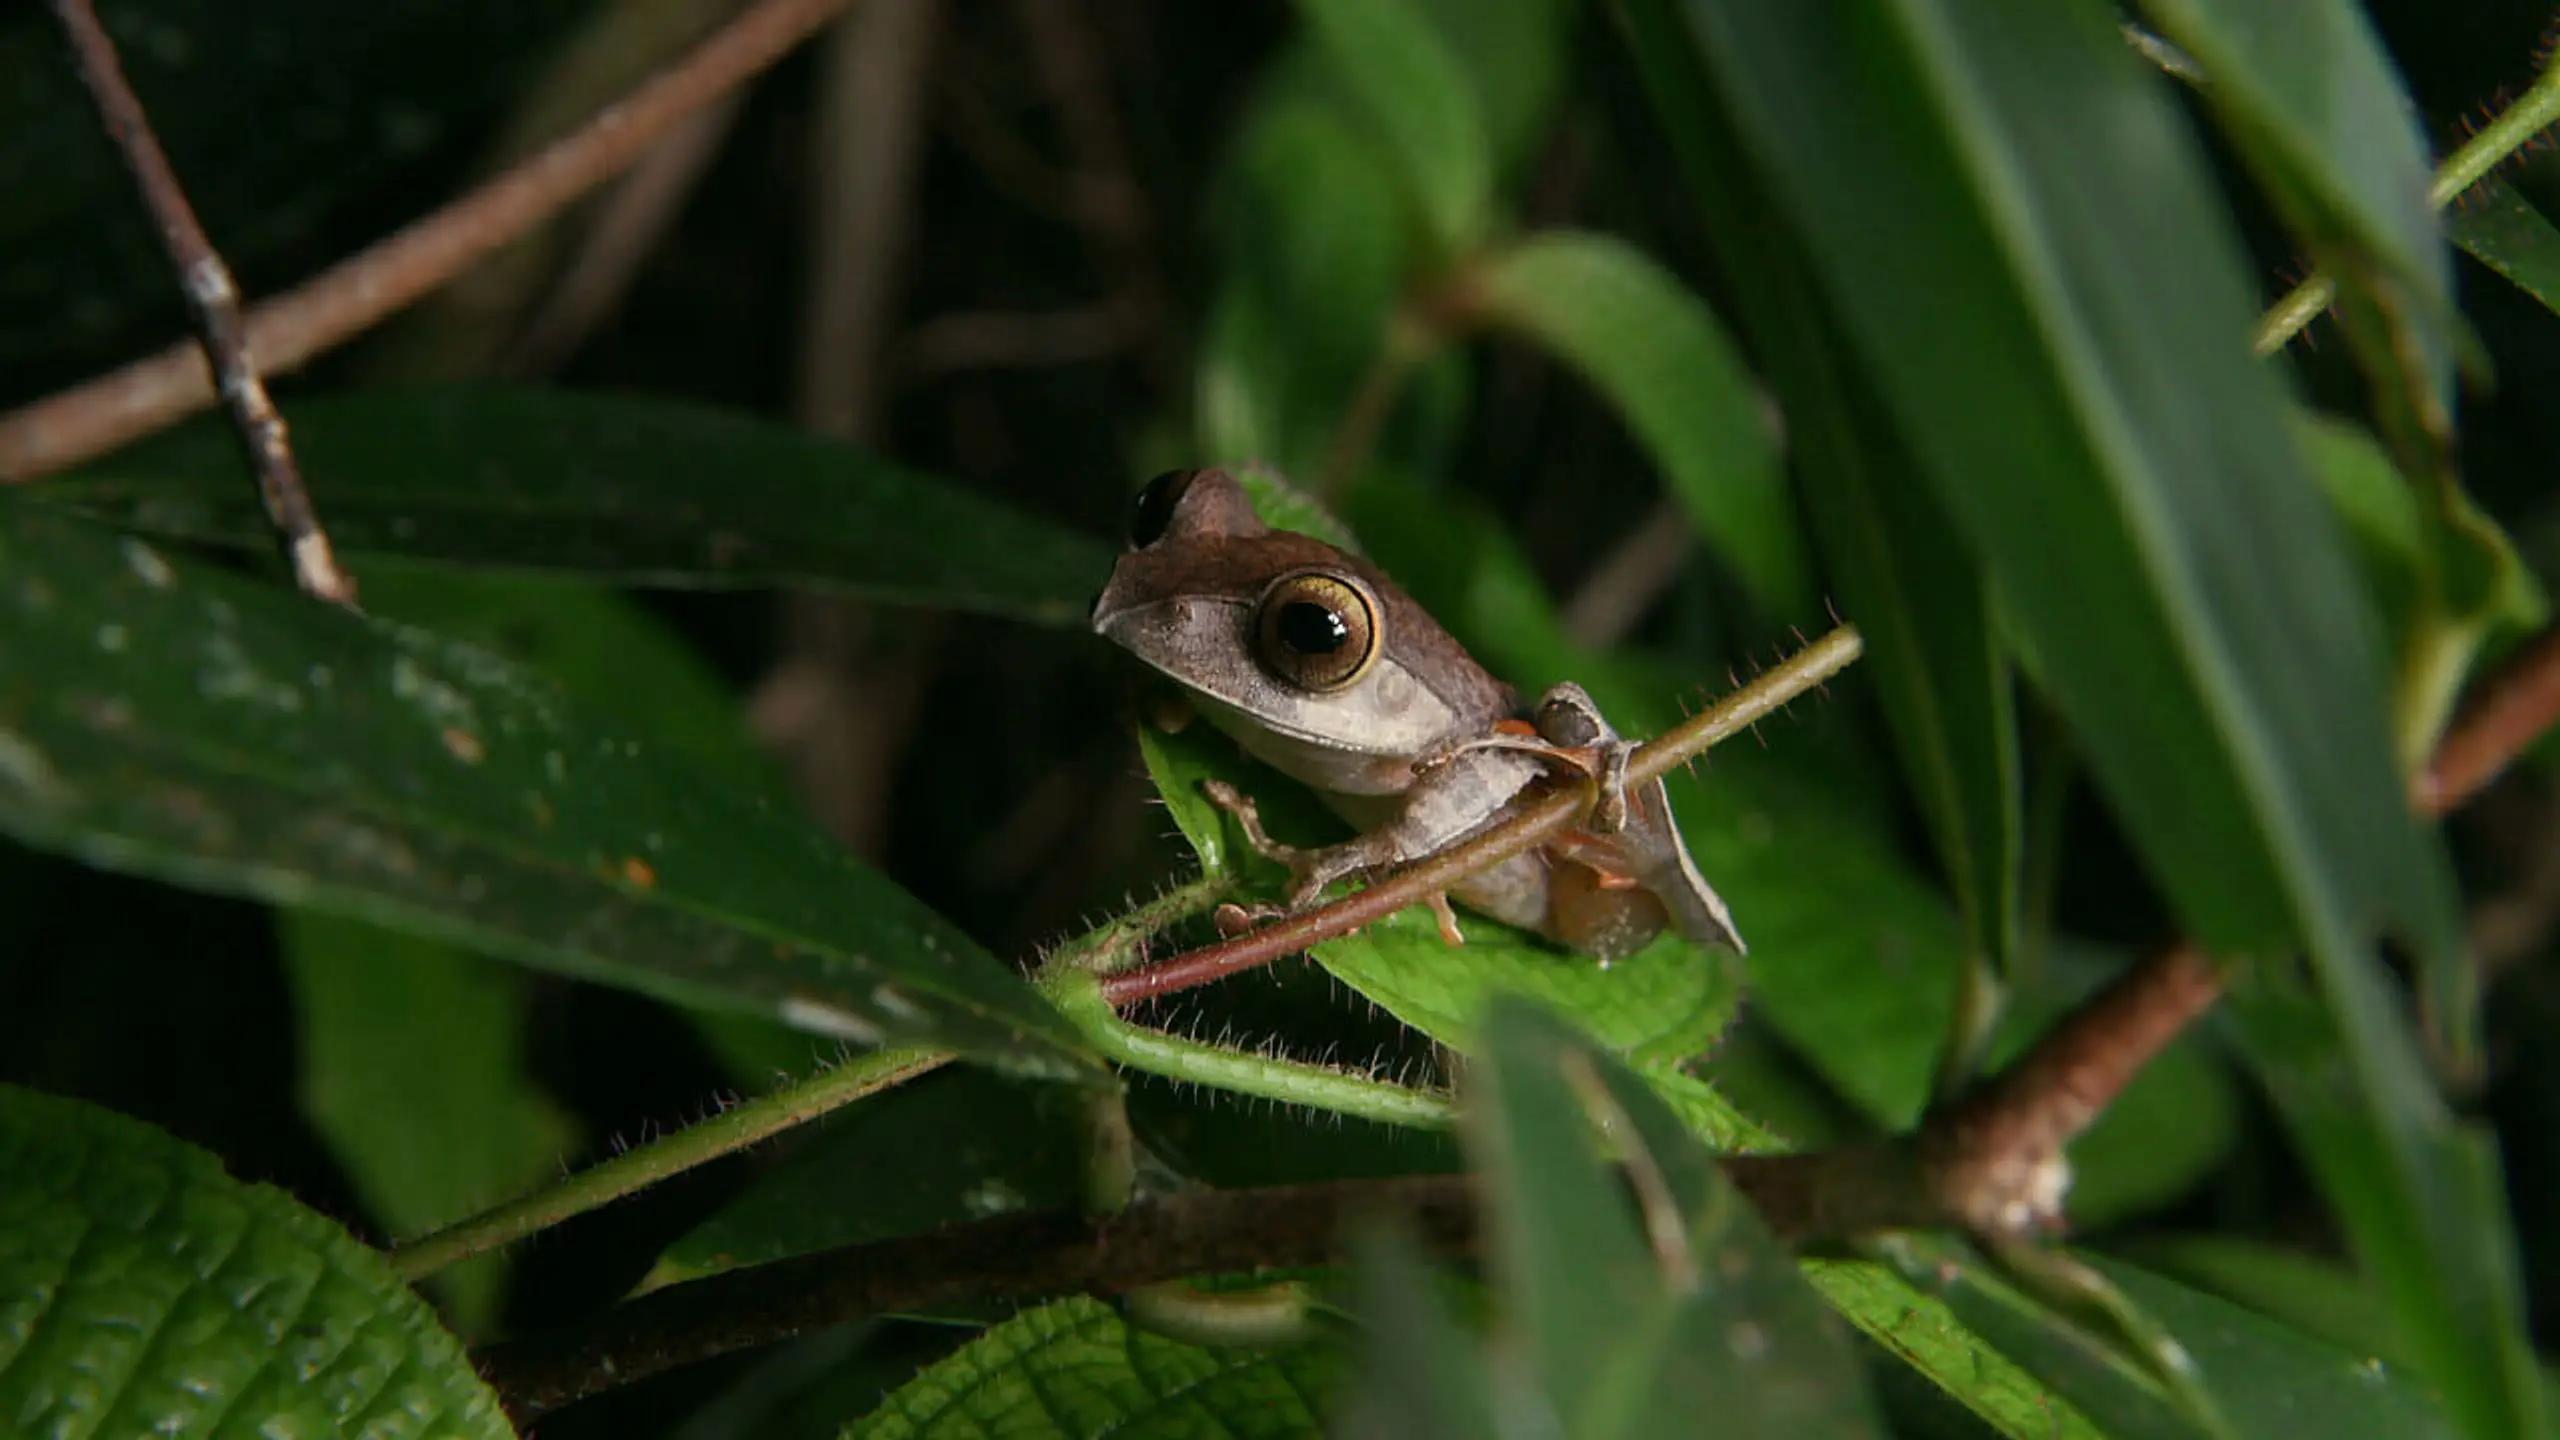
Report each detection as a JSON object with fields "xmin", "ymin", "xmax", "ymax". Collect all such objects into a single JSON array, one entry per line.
[
  {"xmin": 1629, "ymin": 4, "xmax": 2525, "ymax": 1434},
  {"xmin": 1335, "ymin": 1233, "xmax": 1500, "ymax": 1440},
  {"xmin": 40, "ymin": 388, "xmax": 1112, "ymax": 626},
  {"xmin": 648, "ymin": 1066, "xmax": 1083, "ymax": 1288},
  {"xmin": 2131, "ymin": 0, "xmax": 2455, "ymax": 530},
  {"xmin": 2133, "ymin": 0, "xmax": 2445, "ymax": 346},
  {"xmin": 1474, "ymin": 231, "xmax": 1812, "ymax": 615},
  {"xmin": 1458, "ymin": 1003, "xmax": 1882, "ymax": 1438},
  {"xmin": 1199, "ymin": 102, "xmax": 1409, "ymax": 476},
  {"xmin": 1295, "ymin": 0, "xmax": 1492, "ymax": 258},
  {"xmin": 2448, "ymin": 176, "xmax": 2560, "ymax": 321},
  {"xmin": 0, "ymin": 1084, "xmax": 512, "ymax": 1439},
  {"xmin": 1804, "ymin": 1258, "xmax": 2104, "ymax": 1440},
  {"xmin": 848, "ymin": 1295, "xmax": 1338, "ymax": 1439},
  {"xmin": 1403, "ymin": 0, "xmax": 1570, "ymax": 178},
  {"xmin": 2222, "ymin": 969, "xmax": 2534, "ymax": 1430},
  {"xmin": 1778, "ymin": 303, "xmax": 2019, "ymax": 1044},
  {"xmin": 2297, "ymin": 412, "xmax": 2546, "ymax": 641},
  {"xmin": 0, "ymin": 500, "xmax": 1096, "ymax": 1079},
  {"xmin": 1878, "ymin": 1237, "xmax": 2231, "ymax": 1440},
  {"xmin": 2107, "ymin": 1237, "xmax": 2405, "ymax": 1371},
  {"xmin": 348, "ymin": 566, "xmax": 823, "ymax": 1084},
  {"xmin": 283, "ymin": 910, "xmax": 576, "ymax": 1336},
  {"xmin": 2090, "ymin": 1255, "xmax": 2455, "ymax": 1440}
]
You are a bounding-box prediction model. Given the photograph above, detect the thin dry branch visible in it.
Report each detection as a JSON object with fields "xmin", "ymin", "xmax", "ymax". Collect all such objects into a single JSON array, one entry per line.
[
  {"xmin": 0, "ymin": 0, "xmax": 856, "ymax": 481},
  {"xmin": 48, "ymin": 0, "xmax": 354, "ymax": 604}
]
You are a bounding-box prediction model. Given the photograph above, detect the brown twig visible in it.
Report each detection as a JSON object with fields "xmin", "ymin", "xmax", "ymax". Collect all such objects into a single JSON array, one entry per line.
[
  {"xmin": 1920, "ymin": 619, "xmax": 2560, "ymax": 1234},
  {"xmin": 1096, "ymin": 624, "xmax": 1866, "ymax": 1006},
  {"xmin": 0, "ymin": 0, "xmax": 856, "ymax": 481},
  {"xmin": 474, "ymin": 1176, "xmax": 1479, "ymax": 1422},
  {"xmin": 48, "ymin": 0, "xmax": 355, "ymax": 604}
]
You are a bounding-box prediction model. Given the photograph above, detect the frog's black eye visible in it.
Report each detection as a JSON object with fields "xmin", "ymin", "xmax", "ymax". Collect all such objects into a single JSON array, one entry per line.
[
  {"xmin": 1130, "ymin": 470, "xmax": 1201, "ymax": 548},
  {"xmin": 1253, "ymin": 571, "xmax": 1381, "ymax": 692}
]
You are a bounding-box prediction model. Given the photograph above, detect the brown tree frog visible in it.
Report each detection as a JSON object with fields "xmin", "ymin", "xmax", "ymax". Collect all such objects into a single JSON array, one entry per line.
[{"xmin": 1089, "ymin": 468, "xmax": 1744, "ymax": 963}]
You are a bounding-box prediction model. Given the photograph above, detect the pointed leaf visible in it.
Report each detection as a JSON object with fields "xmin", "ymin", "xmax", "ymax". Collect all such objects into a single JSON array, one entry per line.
[
  {"xmin": 1465, "ymin": 1002, "xmax": 1884, "ymax": 1438},
  {"xmin": 1295, "ymin": 0, "xmax": 1492, "ymax": 257},
  {"xmin": 2448, "ymin": 176, "xmax": 2560, "ymax": 321},
  {"xmin": 1474, "ymin": 232, "xmax": 1808, "ymax": 614},
  {"xmin": 2132, "ymin": 0, "xmax": 2442, "ymax": 307},
  {"xmin": 0, "ymin": 501, "xmax": 1095, "ymax": 1079},
  {"xmin": 40, "ymin": 387, "xmax": 1112, "ymax": 625},
  {"xmin": 1626, "ymin": 5, "xmax": 2527, "ymax": 1434},
  {"xmin": 0, "ymin": 1085, "xmax": 513, "ymax": 1439},
  {"xmin": 1801, "ymin": 1259, "xmax": 2106, "ymax": 1440},
  {"xmin": 284, "ymin": 911, "xmax": 576, "ymax": 1335}
]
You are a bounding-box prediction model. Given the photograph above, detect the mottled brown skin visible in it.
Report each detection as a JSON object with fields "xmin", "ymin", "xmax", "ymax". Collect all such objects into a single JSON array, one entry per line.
[{"xmin": 1091, "ymin": 469, "xmax": 1743, "ymax": 961}]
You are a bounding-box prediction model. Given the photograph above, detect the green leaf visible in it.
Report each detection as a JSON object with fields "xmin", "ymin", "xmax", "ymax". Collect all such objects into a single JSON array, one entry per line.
[
  {"xmin": 1874, "ymin": 1239, "xmax": 2216, "ymax": 1440},
  {"xmin": 1335, "ymin": 1232, "xmax": 1500, "ymax": 1440},
  {"xmin": 1629, "ymin": 5, "xmax": 2528, "ymax": 1435},
  {"xmin": 0, "ymin": 1084, "xmax": 513, "ymax": 1439},
  {"xmin": 2131, "ymin": 0, "xmax": 2443, "ymax": 321},
  {"xmin": 2107, "ymin": 1237, "xmax": 2407, "ymax": 1372},
  {"xmin": 1454, "ymin": 1002, "xmax": 1883, "ymax": 1438},
  {"xmin": 848, "ymin": 1295, "xmax": 1338, "ymax": 1439},
  {"xmin": 40, "ymin": 387, "xmax": 1112, "ymax": 626},
  {"xmin": 2448, "ymin": 176, "xmax": 2560, "ymax": 321},
  {"xmin": 1474, "ymin": 231, "xmax": 1813, "ymax": 615},
  {"xmin": 283, "ymin": 910, "xmax": 577, "ymax": 1336},
  {"xmin": 2297, "ymin": 412, "xmax": 2546, "ymax": 641},
  {"xmin": 1295, "ymin": 0, "xmax": 1492, "ymax": 258},
  {"xmin": 2132, "ymin": 0, "xmax": 2455, "ymax": 524},
  {"xmin": 1781, "ymin": 316, "xmax": 2019, "ymax": 1043},
  {"xmin": 1402, "ymin": 0, "xmax": 1571, "ymax": 178},
  {"xmin": 1802, "ymin": 1259, "xmax": 2105, "ymax": 1440},
  {"xmin": 2090, "ymin": 1254, "xmax": 2456, "ymax": 1440},
  {"xmin": 0, "ymin": 500, "xmax": 1096, "ymax": 1080},
  {"xmin": 347, "ymin": 566, "xmax": 824, "ymax": 1085},
  {"xmin": 648, "ymin": 1066, "xmax": 1083, "ymax": 1289},
  {"xmin": 1200, "ymin": 101, "xmax": 1409, "ymax": 475}
]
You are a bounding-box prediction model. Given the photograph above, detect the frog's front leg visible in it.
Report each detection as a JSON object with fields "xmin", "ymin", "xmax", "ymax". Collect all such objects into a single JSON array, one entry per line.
[
  {"xmin": 1199, "ymin": 778, "xmax": 1403, "ymax": 910},
  {"xmin": 1201, "ymin": 747, "xmax": 1544, "ymax": 939}
]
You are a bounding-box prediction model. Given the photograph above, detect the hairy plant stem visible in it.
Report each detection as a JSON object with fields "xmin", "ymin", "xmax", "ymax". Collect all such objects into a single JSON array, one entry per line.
[
  {"xmin": 2254, "ymin": 64, "xmax": 2560, "ymax": 356},
  {"xmin": 389, "ymin": 1045, "xmax": 949, "ymax": 1281}
]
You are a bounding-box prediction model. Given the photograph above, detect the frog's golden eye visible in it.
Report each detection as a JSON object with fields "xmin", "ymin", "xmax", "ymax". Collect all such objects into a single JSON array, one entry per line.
[{"xmin": 1253, "ymin": 572, "xmax": 1380, "ymax": 692}]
